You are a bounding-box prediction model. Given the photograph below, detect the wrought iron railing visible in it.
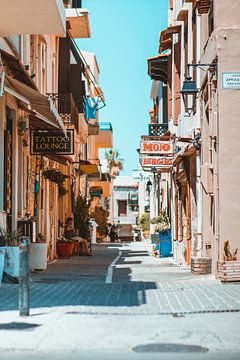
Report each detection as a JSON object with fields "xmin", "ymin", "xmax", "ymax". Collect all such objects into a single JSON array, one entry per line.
[
  {"xmin": 148, "ymin": 123, "xmax": 169, "ymax": 136},
  {"xmin": 47, "ymin": 93, "xmax": 84, "ymax": 129}
]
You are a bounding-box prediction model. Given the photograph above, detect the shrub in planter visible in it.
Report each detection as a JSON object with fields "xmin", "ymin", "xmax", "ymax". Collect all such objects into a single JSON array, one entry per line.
[
  {"xmin": 57, "ymin": 239, "xmax": 73, "ymax": 259},
  {"xmin": 2, "ymin": 229, "xmax": 20, "ymax": 278},
  {"xmin": 74, "ymin": 195, "xmax": 90, "ymax": 240},
  {"xmin": 90, "ymin": 206, "xmax": 109, "ymax": 240},
  {"xmin": 223, "ymin": 240, "xmax": 238, "ymax": 261}
]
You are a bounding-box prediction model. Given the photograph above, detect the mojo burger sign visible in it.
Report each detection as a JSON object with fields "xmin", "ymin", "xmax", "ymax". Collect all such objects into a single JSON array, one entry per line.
[
  {"xmin": 140, "ymin": 140, "xmax": 173, "ymax": 155},
  {"xmin": 30, "ymin": 130, "xmax": 74, "ymax": 155},
  {"xmin": 141, "ymin": 156, "xmax": 173, "ymax": 168}
]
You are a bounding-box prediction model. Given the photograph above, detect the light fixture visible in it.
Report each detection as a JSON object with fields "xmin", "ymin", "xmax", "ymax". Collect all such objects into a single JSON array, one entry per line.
[
  {"xmin": 181, "ymin": 75, "xmax": 198, "ymax": 114},
  {"xmin": 146, "ymin": 179, "xmax": 152, "ymax": 194},
  {"xmin": 181, "ymin": 62, "xmax": 217, "ymax": 114}
]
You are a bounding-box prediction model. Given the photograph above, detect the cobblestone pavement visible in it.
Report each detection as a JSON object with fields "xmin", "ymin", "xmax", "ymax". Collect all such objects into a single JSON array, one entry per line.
[{"xmin": 0, "ymin": 242, "xmax": 240, "ymax": 359}]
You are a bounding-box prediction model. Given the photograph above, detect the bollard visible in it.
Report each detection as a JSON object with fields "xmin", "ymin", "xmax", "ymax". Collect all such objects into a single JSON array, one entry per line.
[{"xmin": 19, "ymin": 236, "xmax": 30, "ymax": 316}]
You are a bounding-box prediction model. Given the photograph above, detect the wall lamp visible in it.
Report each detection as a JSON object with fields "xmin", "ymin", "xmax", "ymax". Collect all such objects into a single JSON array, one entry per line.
[
  {"xmin": 146, "ymin": 179, "xmax": 152, "ymax": 194},
  {"xmin": 181, "ymin": 63, "xmax": 217, "ymax": 114}
]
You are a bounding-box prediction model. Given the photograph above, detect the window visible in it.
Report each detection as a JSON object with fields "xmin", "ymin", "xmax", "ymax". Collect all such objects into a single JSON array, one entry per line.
[{"xmin": 118, "ymin": 200, "xmax": 127, "ymax": 217}]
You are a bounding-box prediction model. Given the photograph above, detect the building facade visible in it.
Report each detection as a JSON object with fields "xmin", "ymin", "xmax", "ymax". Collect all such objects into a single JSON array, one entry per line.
[{"xmin": 0, "ymin": 0, "xmax": 113, "ymax": 264}]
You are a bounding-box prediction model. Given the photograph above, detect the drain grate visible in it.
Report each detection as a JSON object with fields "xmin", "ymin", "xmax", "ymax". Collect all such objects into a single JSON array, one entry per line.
[
  {"xmin": 0, "ymin": 322, "xmax": 41, "ymax": 331},
  {"xmin": 133, "ymin": 343, "xmax": 209, "ymax": 353}
]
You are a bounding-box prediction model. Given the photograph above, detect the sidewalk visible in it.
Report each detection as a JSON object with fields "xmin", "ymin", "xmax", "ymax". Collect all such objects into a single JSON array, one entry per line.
[{"xmin": 0, "ymin": 242, "xmax": 239, "ymax": 358}]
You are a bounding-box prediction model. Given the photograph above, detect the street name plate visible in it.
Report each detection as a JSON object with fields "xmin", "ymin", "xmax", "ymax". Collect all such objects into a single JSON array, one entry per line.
[{"xmin": 222, "ymin": 72, "xmax": 240, "ymax": 89}]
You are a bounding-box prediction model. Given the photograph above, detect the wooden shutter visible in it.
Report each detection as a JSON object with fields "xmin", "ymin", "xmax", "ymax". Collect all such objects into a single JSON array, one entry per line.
[
  {"xmin": 167, "ymin": 53, "xmax": 172, "ymax": 119},
  {"xmin": 174, "ymin": 34, "xmax": 181, "ymax": 125}
]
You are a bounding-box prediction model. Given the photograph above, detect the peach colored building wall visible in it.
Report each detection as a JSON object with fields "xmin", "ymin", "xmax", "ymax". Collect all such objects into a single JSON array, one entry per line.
[{"xmin": 201, "ymin": 0, "xmax": 240, "ymax": 273}]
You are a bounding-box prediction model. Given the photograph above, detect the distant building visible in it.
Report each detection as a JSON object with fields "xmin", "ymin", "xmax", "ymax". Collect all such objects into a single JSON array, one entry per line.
[{"xmin": 113, "ymin": 176, "xmax": 139, "ymax": 241}]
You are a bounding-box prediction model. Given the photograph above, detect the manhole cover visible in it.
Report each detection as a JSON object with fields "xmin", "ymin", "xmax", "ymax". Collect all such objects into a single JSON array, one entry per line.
[
  {"xmin": 0, "ymin": 322, "xmax": 41, "ymax": 331},
  {"xmin": 133, "ymin": 343, "xmax": 209, "ymax": 353}
]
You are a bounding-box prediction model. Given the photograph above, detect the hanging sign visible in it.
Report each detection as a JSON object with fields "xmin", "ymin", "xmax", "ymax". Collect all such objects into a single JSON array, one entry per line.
[
  {"xmin": 30, "ymin": 130, "xmax": 74, "ymax": 155},
  {"xmin": 132, "ymin": 170, "xmax": 152, "ymax": 182},
  {"xmin": 140, "ymin": 140, "xmax": 173, "ymax": 155},
  {"xmin": 140, "ymin": 156, "xmax": 173, "ymax": 168}
]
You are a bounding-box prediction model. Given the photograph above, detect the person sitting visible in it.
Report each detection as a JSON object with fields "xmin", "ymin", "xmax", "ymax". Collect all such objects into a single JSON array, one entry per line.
[{"xmin": 64, "ymin": 217, "xmax": 92, "ymax": 256}]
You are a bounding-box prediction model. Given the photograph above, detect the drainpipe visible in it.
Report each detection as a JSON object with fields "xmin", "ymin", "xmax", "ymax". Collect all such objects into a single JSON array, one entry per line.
[{"xmin": 196, "ymin": 150, "xmax": 202, "ymax": 256}]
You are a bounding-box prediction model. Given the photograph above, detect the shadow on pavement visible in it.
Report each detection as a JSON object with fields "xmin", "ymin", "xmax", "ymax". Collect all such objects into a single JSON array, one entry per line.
[{"xmin": 0, "ymin": 244, "xmax": 157, "ymax": 311}]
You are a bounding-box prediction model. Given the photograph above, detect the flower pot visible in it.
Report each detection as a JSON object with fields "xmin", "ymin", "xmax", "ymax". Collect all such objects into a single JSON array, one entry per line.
[
  {"xmin": 29, "ymin": 243, "xmax": 48, "ymax": 270},
  {"xmin": 4, "ymin": 246, "xmax": 19, "ymax": 277},
  {"xmin": 57, "ymin": 243, "xmax": 73, "ymax": 259},
  {"xmin": 218, "ymin": 260, "xmax": 240, "ymax": 282},
  {"xmin": 0, "ymin": 247, "xmax": 6, "ymax": 285},
  {"xmin": 158, "ymin": 229, "xmax": 172, "ymax": 258}
]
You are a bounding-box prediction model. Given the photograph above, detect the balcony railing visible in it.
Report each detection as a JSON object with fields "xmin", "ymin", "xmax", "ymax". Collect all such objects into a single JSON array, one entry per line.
[
  {"xmin": 99, "ymin": 122, "xmax": 113, "ymax": 132},
  {"xmin": 47, "ymin": 93, "xmax": 84, "ymax": 129},
  {"xmin": 148, "ymin": 123, "xmax": 169, "ymax": 136}
]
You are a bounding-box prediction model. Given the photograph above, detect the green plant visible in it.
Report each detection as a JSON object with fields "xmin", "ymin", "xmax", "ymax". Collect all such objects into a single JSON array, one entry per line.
[
  {"xmin": 0, "ymin": 229, "xmax": 19, "ymax": 246},
  {"xmin": 224, "ymin": 240, "xmax": 238, "ymax": 261},
  {"xmin": 74, "ymin": 194, "xmax": 90, "ymax": 239},
  {"xmin": 105, "ymin": 149, "xmax": 124, "ymax": 176},
  {"xmin": 139, "ymin": 213, "xmax": 150, "ymax": 232},
  {"xmin": 36, "ymin": 233, "xmax": 46, "ymax": 243},
  {"xmin": 90, "ymin": 206, "xmax": 109, "ymax": 237},
  {"xmin": 42, "ymin": 168, "xmax": 69, "ymax": 186},
  {"xmin": 150, "ymin": 209, "xmax": 170, "ymax": 233},
  {"xmin": 58, "ymin": 185, "xmax": 68, "ymax": 196}
]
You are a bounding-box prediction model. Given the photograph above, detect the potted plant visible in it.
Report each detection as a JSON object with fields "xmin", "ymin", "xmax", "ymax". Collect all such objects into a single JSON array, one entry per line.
[
  {"xmin": 74, "ymin": 194, "xmax": 90, "ymax": 240},
  {"xmin": 0, "ymin": 228, "xmax": 7, "ymax": 285},
  {"xmin": 56, "ymin": 239, "xmax": 73, "ymax": 259},
  {"xmin": 29, "ymin": 233, "xmax": 48, "ymax": 270},
  {"xmin": 42, "ymin": 168, "xmax": 69, "ymax": 196},
  {"xmin": 90, "ymin": 206, "xmax": 109, "ymax": 242},
  {"xmin": 139, "ymin": 212, "xmax": 150, "ymax": 240},
  {"xmin": 218, "ymin": 241, "xmax": 240, "ymax": 282},
  {"xmin": 150, "ymin": 209, "xmax": 172, "ymax": 258}
]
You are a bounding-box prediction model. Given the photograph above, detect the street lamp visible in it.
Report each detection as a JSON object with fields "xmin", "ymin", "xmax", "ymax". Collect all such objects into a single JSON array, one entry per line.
[
  {"xmin": 146, "ymin": 179, "xmax": 152, "ymax": 195},
  {"xmin": 181, "ymin": 62, "xmax": 217, "ymax": 114},
  {"xmin": 181, "ymin": 75, "xmax": 198, "ymax": 114}
]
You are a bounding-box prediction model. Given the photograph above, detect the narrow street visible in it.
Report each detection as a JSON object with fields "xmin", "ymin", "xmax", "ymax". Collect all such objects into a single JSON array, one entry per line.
[{"xmin": 0, "ymin": 242, "xmax": 240, "ymax": 359}]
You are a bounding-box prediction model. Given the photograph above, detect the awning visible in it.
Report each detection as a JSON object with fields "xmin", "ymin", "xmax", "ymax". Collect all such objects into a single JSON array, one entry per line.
[
  {"xmin": 159, "ymin": 25, "xmax": 181, "ymax": 53},
  {"xmin": 198, "ymin": 0, "xmax": 212, "ymax": 14},
  {"xmin": 79, "ymin": 164, "xmax": 98, "ymax": 175},
  {"xmin": 46, "ymin": 154, "xmax": 73, "ymax": 165},
  {"xmin": 66, "ymin": 8, "xmax": 90, "ymax": 38},
  {"xmin": 0, "ymin": 50, "xmax": 37, "ymax": 89},
  {"xmin": 147, "ymin": 54, "xmax": 168, "ymax": 83},
  {"xmin": 4, "ymin": 75, "xmax": 66, "ymax": 133},
  {"xmin": 0, "ymin": 0, "xmax": 65, "ymax": 36}
]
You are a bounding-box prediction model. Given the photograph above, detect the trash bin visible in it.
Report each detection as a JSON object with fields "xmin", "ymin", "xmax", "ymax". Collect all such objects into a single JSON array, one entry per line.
[{"xmin": 158, "ymin": 229, "xmax": 172, "ymax": 257}]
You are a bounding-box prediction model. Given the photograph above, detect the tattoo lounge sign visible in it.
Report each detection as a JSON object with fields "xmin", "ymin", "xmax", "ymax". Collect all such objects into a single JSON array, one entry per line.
[{"xmin": 30, "ymin": 130, "xmax": 74, "ymax": 155}]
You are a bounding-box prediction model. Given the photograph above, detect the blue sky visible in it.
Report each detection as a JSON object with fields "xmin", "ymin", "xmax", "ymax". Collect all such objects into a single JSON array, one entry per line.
[{"xmin": 77, "ymin": 0, "xmax": 168, "ymax": 175}]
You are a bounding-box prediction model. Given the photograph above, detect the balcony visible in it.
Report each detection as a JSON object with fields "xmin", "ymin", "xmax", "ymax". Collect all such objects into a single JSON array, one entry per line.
[
  {"xmin": 0, "ymin": 0, "xmax": 65, "ymax": 36},
  {"xmin": 95, "ymin": 122, "xmax": 113, "ymax": 149},
  {"xmin": 149, "ymin": 123, "xmax": 169, "ymax": 136},
  {"xmin": 88, "ymin": 120, "xmax": 99, "ymax": 136},
  {"xmin": 47, "ymin": 93, "xmax": 84, "ymax": 129},
  {"xmin": 90, "ymin": 181, "xmax": 112, "ymax": 197},
  {"xmin": 66, "ymin": 8, "xmax": 90, "ymax": 38}
]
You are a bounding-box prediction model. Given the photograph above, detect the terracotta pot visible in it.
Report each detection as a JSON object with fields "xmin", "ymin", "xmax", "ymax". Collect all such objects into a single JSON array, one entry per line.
[{"xmin": 57, "ymin": 243, "xmax": 73, "ymax": 259}]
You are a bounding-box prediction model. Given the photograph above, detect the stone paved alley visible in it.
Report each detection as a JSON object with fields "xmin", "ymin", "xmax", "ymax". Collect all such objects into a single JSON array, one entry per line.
[{"xmin": 0, "ymin": 242, "xmax": 240, "ymax": 360}]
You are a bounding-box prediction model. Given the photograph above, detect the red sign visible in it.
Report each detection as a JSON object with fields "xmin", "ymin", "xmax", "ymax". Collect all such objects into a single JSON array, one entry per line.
[
  {"xmin": 140, "ymin": 140, "xmax": 173, "ymax": 155},
  {"xmin": 141, "ymin": 156, "xmax": 173, "ymax": 168}
]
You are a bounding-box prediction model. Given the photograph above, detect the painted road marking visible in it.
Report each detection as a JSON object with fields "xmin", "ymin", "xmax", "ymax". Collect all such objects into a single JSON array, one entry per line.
[{"xmin": 105, "ymin": 251, "xmax": 122, "ymax": 284}]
